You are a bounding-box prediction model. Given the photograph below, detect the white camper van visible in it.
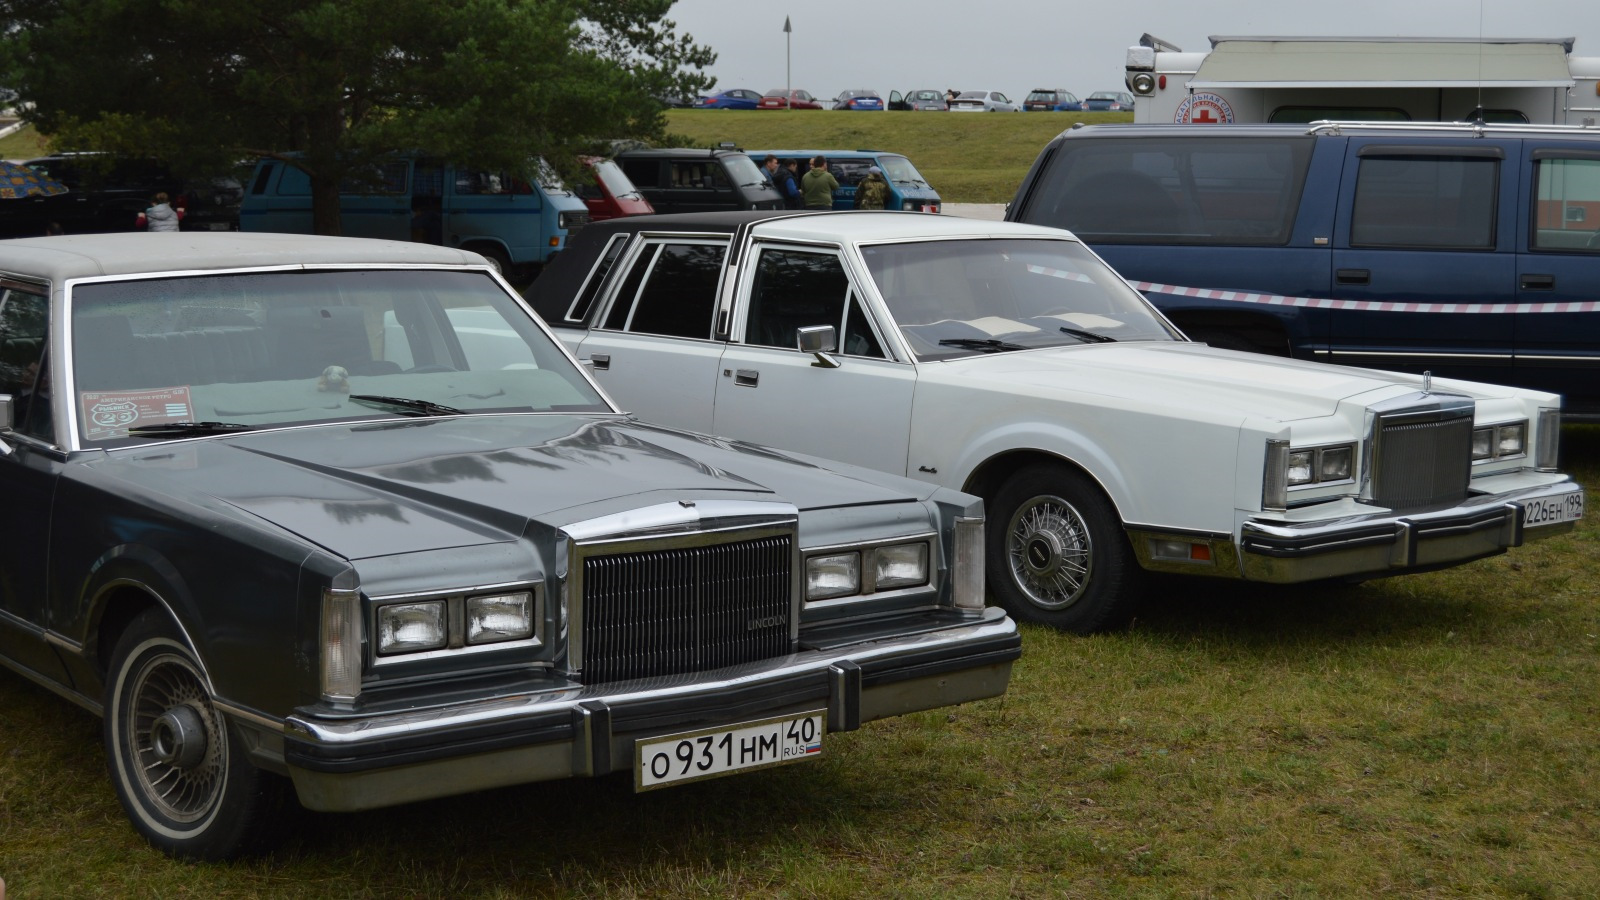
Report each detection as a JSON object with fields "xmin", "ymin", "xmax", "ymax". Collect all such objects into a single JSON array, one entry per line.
[{"xmin": 1126, "ymin": 34, "xmax": 1600, "ymax": 126}]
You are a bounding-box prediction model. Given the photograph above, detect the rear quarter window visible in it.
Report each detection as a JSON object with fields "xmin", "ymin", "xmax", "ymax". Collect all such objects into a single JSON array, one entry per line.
[{"xmin": 1018, "ymin": 136, "xmax": 1315, "ymax": 246}]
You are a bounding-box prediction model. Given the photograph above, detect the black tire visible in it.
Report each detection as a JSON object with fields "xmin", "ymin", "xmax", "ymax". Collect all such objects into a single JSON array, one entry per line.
[
  {"xmin": 986, "ymin": 464, "xmax": 1145, "ymax": 634},
  {"xmin": 104, "ymin": 609, "xmax": 287, "ymax": 860},
  {"xmin": 473, "ymin": 245, "xmax": 513, "ymax": 279}
]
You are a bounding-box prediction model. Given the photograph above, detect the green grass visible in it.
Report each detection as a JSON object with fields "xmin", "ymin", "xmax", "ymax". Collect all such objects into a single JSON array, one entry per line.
[
  {"xmin": 3, "ymin": 429, "xmax": 1597, "ymax": 896},
  {"xmin": 0, "ymin": 122, "xmax": 50, "ymax": 160},
  {"xmin": 664, "ymin": 108, "xmax": 1132, "ymax": 204}
]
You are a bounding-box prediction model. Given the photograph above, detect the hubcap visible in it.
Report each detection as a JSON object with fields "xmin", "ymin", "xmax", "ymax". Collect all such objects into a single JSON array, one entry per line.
[
  {"xmin": 126, "ymin": 651, "xmax": 226, "ymax": 823},
  {"xmin": 1006, "ymin": 493, "xmax": 1093, "ymax": 610}
]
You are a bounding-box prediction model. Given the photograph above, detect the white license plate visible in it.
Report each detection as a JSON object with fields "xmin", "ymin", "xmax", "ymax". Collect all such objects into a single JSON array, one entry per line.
[
  {"xmin": 1524, "ymin": 492, "xmax": 1584, "ymax": 528},
  {"xmin": 635, "ymin": 710, "xmax": 824, "ymax": 791}
]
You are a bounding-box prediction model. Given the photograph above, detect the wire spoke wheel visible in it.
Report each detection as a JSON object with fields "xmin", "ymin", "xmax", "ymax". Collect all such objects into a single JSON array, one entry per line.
[
  {"xmin": 1006, "ymin": 493, "xmax": 1094, "ymax": 611},
  {"xmin": 125, "ymin": 651, "xmax": 226, "ymax": 823}
]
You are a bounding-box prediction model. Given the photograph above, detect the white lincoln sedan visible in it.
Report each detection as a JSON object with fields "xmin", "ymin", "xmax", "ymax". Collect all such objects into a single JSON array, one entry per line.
[{"xmin": 529, "ymin": 211, "xmax": 1584, "ymax": 633}]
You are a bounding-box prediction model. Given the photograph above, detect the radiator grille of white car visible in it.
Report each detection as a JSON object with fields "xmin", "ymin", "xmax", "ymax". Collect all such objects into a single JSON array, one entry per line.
[{"xmin": 1371, "ymin": 407, "xmax": 1474, "ymax": 510}]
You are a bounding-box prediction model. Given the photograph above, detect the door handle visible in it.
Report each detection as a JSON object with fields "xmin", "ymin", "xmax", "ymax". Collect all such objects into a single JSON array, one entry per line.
[
  {"xmin": 1520, "ymin": 274, "xmax": 1556, "ymax": 290},
  {"xmin": 733, "ymin": 368, "xmax": 759, "ymax": 387},
  {"xmin": 588, "ymin": 354, "xmax": 610, "ymax": 371},
  {"xmin": 1335, "ymin": 268, "xmax": 1370, "ymax": 285}
]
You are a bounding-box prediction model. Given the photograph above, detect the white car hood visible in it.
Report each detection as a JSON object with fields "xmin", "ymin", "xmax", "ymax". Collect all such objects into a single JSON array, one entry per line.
[{"xmin": 937, "ymin": 341, "xmax": 1427, "ymax": 423}]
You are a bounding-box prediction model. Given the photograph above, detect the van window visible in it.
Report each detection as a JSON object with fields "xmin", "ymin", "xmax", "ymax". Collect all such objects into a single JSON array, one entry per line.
[
  {"xmin": 454, "ymin": 170, "xmax": 532, "ymax": 195},
  {"xmin": 250, "ymin": 163, "xmax": 275, "ymax": 195},
  {"xmin": 1531, "ymin": 156, "xmax": 1600, "ymax": 252},
  {"xmin": 619, "ymin": 158, "xmax": 661, "ymax": 187},
  {"xmin": 1268, "ymin": 107, "xmax": 1411, "ymax": 123},
  {"xmin": 669, "ymin": 161, "xmax": 729, "ymax": 190},
  {"xmin": 1020, "ymin": 137, "xmax": 1314, "ymax": 245},
  {"xmin": 339, "ymin": 162, "xmax": 409, "ymax": 195},
  {"xmin": 605, "ymin": 242, "xmax": 726, "ymax": 338},
  {"xmin": 276, "ymin": 166, "xmax": 311, "ymax": 196},
  {"xmin": 1351, "ymin": 156, "xmax": 1498, "ymax": 249}
]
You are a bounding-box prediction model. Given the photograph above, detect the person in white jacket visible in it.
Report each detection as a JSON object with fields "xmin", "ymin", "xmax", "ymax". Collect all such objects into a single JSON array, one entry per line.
[{"xmin": 138, "ymin": 192, "xmax": 183, "ymax": 232}]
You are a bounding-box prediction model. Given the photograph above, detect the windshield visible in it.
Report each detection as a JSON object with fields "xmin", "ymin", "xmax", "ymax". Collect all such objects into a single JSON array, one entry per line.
[
  {"xmin": 590, "ymin": 159, "xmax": 639, "ymax": 199},
  {"xmin": 534, "ymin": 158, "xmax": 570, "ymax": 195},
  {"xmin": 877, "ymin": 155, "xmax": 928, "ymax": 187},
  {"xmin": 722, "ymin": 155, "xmax": 773, "ymax": 190},
  {"xmin": 69, "ymin": 269, "xmax": 609, "ymax": 448},
  {"xmin": 859, "ymin": 239, "xmax": 1180, "ymax": 361}
]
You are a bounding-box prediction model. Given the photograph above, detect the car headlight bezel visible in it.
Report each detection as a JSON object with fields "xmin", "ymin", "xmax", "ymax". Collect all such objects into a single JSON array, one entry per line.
[
  {"xmin": 804, "ymin": 536, "xmax": 936, "ymax": 603},
  {"xmin": 1267, "ymin": 440, "xmax": 1357, "ymax": 508},
  {"xmin": 370, "ymin": 584, "xmax": 543, "ymax": 665},
  {"xmin": 1472, "ymin": 420, "xmax": 1529, "ymax": 462}
]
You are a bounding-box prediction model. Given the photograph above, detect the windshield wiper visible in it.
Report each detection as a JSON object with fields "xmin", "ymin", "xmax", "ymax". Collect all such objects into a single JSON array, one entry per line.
[
  {"xmin": 1058, "ymin": 327, "xmax": 1118, "ymax": 344},
  {"xmin": 127, "ymin": 421, "xmax": 253, "ymax": 437},
  {"xmin": 349, "ymin": 394, "xmax": 466, "ymax": 417},
  {"xmin": 938, "ymin": 338, "xmax": 1030, "ymax": 353}
]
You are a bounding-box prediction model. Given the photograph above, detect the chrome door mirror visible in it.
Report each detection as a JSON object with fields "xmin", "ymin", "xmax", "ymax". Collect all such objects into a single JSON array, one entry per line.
[{"xmin": 795, "ymin": 325, "xmax": 841, "ymax": 369}]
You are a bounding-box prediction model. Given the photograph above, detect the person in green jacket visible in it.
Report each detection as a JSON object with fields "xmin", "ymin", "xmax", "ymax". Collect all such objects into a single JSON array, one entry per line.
[{"xmin": 801, "ymin": 156, "xmax": 839, "ymax": 209}]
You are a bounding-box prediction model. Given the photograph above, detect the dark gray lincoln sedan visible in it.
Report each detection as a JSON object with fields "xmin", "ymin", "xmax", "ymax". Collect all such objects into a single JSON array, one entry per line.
[{"xmin": 0, "ymin": 233, "xmax": 1019, "ymax": 860}]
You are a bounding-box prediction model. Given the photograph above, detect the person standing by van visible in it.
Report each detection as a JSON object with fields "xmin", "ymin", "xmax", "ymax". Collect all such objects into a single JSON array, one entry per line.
[
  {"xmin": 764, "ymin": 155, "xmax": 801, "ymax": 209},
  {"xmin": 801, "ymin": 156, "xmax": 838, "ymax": 209},
  {"xmin": 853, "ymin": 166, "xmax": 890, "ymax": 210}
]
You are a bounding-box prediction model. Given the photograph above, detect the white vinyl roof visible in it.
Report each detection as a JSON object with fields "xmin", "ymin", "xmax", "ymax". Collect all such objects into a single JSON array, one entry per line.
[{"xmin": 1187, "ymin": 37, "xmax": 1575, "ymax": 90}]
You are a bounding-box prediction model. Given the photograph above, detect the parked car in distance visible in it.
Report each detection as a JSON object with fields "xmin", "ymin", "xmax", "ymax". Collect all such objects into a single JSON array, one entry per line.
[
  {"xmin": 744, "ymin": 149, "xmax": 941, "ymax": 212},
  {"xmin": 0, "ymin": 231, "xmax": 1020, "ymax": 860},
  {"xmin": 239, "ymin": 156, "xmax": 586, "ymax": 285},
  {"xmin": 950, "ymin": 91, "xmax": 1019, "ymax": 112},
  {"xmin": 576, "ymin": 156, "xmax": 654, "ymax": 221},
  {"xmin": 758, "ymin": 89, "xmax": 822, "ymax": 109},
  {"xmin": 1023, "ymin": 89, "xmax": 1083, "ymax": 112},
  {"xmin": 833, "ymin": 90, "xmax": 885, "ymax": 111},
  {"xmin": 1006, "ymin": 121, "xmax": 1600, "ymax": 419},
  {"xmin": 1083, "ymin": 91, "xmax": 1135, "ymax": 111},
  {"xmin": 693, "ymin": 88, "xmax": 763, "ymax": 109},
  {"xmin": 890, "ymin": 89, "xmax": 947, "ymax": 111},
  {"xmin": 530, "ymin": 210, "xmax": 1584, "ymax": 635},
  {"xmin": 613, "ymin": 148, "xmax": 784, "ymax": 213},
  {"xmin": 3, "ymin": 154, "xmax": 241, "ymax": 237}
]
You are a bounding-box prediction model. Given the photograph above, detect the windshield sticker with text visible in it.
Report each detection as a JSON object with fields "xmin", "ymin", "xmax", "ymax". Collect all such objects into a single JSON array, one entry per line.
[{"xmin": 81, "ymin": 387, "xmax": 194, "ymax": 440}]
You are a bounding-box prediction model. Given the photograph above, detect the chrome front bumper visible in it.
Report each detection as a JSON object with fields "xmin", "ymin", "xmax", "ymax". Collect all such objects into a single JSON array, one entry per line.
[
  {"xmin": 281, "ymin": 608, "xmax": 1019, "ymax": 812},
  {"xmin": 1238, "ymin": 479, "xmax": 1583, "ymax": 583}
]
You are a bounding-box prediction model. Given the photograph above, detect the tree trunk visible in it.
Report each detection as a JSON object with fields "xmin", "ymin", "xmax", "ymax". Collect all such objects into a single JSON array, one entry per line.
[{"xmin": 310, "ymin": 172, "xmax": 343, "ymax": 236}]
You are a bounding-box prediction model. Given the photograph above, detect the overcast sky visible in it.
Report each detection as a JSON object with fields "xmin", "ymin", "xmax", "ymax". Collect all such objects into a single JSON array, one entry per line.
[{"xmin": 666, "ymin": 0, "xmax": 1600, "ymax": 100}]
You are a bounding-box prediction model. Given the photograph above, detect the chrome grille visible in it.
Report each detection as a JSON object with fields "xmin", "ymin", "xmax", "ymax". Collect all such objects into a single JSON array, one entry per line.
[
  {"xmin": 580, "ymin": 535, "xmax": 793, "ymax": 683},
  {"xmin": 1371, "ymin": 410, "xmax": 1473, "ymax": 510}
]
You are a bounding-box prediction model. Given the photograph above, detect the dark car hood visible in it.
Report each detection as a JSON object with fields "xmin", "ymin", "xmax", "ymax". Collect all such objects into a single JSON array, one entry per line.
[{"xmin": 91, "ymin": 415, "xmax": 925, "ymax": 560}]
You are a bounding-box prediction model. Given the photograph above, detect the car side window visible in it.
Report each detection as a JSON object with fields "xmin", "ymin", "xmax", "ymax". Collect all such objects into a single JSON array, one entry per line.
[
  {"xmin": 1351, "ymin": 155, "xmax": 1498, "ymax": 249},
  {"xmin": 745, "ymin": 249, "xmax": 885, "ymax": 358},
  {"xmin": 605, "ymin": 242, "xmax": 727, "ymax": 339},
  {"xmin": 1531, "ymin": 155, "xmax": 1600, "ymax": 252},
  {"xmin": 0, "ymin": 286, "xmax": 52, "ymax": 443},
  {"xmin": 619, "ymin": 158, "xmax": 660, "ymax": 187},
  {"xmin": 670, "ymin": 162, "xmax": 728, "ymax": 190}
]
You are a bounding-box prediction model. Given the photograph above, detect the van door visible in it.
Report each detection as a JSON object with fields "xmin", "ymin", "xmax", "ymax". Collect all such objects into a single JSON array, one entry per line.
[
  {"xmin": 656, "ymin": 159, "xmax": 739, "ymax": 213},
  {"xmin": 1326, "ymin": 139, "xmax": 1519, "ymax": 383},
  {"xmin": 1516, "ymin": 145, "xmax": 1600, "ymax": 416},
  {"xmin": 337, "ymin": 160, "xmax": 412, "ymax": 241},
  {"xmin": 447, "ymin": 167, "xmax": 541, "ymax": 264}
]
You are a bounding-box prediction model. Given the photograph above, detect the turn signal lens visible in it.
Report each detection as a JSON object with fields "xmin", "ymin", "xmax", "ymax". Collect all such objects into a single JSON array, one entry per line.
[
  {"xmin": 953, "ymin": 517, "xmax": 986, "ymax": 611},
  {"xmin": 320, "ymin": 584, "xmax": 362, "ymax": 702}
]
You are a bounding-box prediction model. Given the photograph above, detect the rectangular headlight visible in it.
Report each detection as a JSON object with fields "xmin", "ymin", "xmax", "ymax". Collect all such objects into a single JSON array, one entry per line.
[
  {"xmin": 1319, "ymin": 446, "xmax": 1352, "ymax": 481},
  {"xmin": 1496, "ymin": 422, "xmax": 1527, "ymax": 457},
  {"xmin": 1286, "ymin": 449, "xmax": 1315, "ymax": 486},
  {"xmin": 377, "ymin": 601, "xmax": 447, "ymax": 655},
  {"xmin": 466, "ymin": 592, "xmax": 533, "ymax": 645},
  {"xmin": 1472, "ymin": 426, "xmax": 1494, "ymax": 460},
  {"xmin": 806, "ymin": 552, "xmax": 861, "ymax": 600},
  {"xmin": 873, "ymin": 543, "xmax": 929, "ymax": 590}
]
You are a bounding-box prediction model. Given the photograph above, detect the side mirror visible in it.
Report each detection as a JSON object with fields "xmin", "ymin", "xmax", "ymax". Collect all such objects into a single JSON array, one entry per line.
[
  {"xmin": 795, "ymin": 325, "xmax": 841, "ymax": 369},
  {"xmin": 0, "ymin": 394, "xmax": 12, "ymax": 432}
]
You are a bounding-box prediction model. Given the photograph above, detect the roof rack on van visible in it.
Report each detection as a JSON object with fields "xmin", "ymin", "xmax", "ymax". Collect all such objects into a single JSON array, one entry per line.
[{"xmin": 1306, "ymin": 120, "xmax": 1600, "ymax": 136}]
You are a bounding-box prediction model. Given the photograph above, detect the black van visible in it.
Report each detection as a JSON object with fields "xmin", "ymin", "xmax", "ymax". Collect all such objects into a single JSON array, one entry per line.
[
  {"xmin": 1008, "ymin": 122, "xmax": 1600, "ymax": 419},
  {"xmin": 613, "ymin": 149, "xmax": 784, "ymax": 213}
]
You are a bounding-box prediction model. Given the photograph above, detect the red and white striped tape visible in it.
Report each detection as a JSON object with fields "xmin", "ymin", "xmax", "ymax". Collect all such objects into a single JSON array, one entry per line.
[{"xmin": 1131, "ymin": 280, "xmax": 1600, "ymax": 314}]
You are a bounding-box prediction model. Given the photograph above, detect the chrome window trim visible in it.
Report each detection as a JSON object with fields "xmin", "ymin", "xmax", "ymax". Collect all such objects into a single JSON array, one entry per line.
[
  {"xmin": 564, "ymin": 232, "xmax": 630, "ymax": 322},
  {"xmin": 590, "ymin": 234, "xmax": 732, "ymax": 339},
  {"xmin": 736, "ymin": 241, "xmax": 904, "ymax": 363}
]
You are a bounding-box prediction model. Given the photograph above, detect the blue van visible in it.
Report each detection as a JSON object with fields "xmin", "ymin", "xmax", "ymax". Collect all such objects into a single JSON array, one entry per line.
[
  {"xmin": 1008, "ymin": 122, "xmax": 1600, "ymax": 420},
  {"xmin": 745, "ymin": 150, "xmax": 942, "ymax": 212},
  {"xmin": 239, "ymin": 157, "xmax": 588, "ymax": 282}
]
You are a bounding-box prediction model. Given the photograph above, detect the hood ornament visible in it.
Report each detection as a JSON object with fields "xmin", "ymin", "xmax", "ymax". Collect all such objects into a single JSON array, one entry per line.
[{"xmin": 1422, "ymin": 371, "xmax": 1432, "ymax": 394}]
